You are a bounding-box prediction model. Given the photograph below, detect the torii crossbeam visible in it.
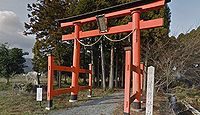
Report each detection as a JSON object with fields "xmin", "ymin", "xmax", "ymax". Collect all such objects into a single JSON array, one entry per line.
[{"xmin": 46, "ymin": 0, "xmax": 170, "ymax": 114}]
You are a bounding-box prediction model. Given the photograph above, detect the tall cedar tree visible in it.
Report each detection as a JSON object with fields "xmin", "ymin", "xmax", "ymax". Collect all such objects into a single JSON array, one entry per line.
[{"xmin": 24, "ymin": 0, "xmax": 76, "ymax": 73}]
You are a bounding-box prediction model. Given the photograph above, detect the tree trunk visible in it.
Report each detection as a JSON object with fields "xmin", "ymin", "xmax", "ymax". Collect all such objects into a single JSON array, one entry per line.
[
  {"xmin": 115, "ymin": 49, "xmax": 118, "ymax": 88},
  {"xmin": 37, "ymin": 73, "xmax": 41, "ymax": 85},
  {"xmin": 97, "ymin": 57, "xmax": 100, "ymax": 87},
  {"xmin": 91, "ymin": 46, "xmax": 96, "ymax": 87},
  {"xmin": 57, "ymin": 61, "xmax": 61, "ymax": 88},
  {"xmin": 121, "ymin": 52, "xmax": 124, "ymax": 88},
  {"xmin": 83, "ymin": 46, "xmax": 87, "ymax": 84},
  {"xmin": 58, "ymin": 71, "xmax": 61, "ymax": 88},
  {"xmin": 64, "ymin": 74, "xmax": 67, "ymax": 83},
  {"xmin": 109, "ymin": 45, "xmax": 114, "ymax": 89},
  {"xmin": 143, "ymin": 52, "xmax": 148, "ymax": 95},
  {"xmin": 58, "ymin": 61, "xmax": 62, "ymax": 88},
  {"xmin": 100, "ymin": 39, "xmax": 106, "ymax": 90}
]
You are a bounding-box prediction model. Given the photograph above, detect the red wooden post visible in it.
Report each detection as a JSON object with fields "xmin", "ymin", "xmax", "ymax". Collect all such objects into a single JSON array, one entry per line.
[
  {"xmin": 132, "ymin": 9, "xmax": 141, "ymax": 109},
  {"xmin": 69, "ymin": 22, "xmax": 81, "ymax": 102},
  {"xmin": 46, "ymin": 54, "xmax": 54, "ymax": 110},
  {"xmin": 124, "ymin": 47, "xmax": 131, "ymax": 115},
  {"xmin": 88, "ymin": 64, "xmax": 92, "ymax": 97}
]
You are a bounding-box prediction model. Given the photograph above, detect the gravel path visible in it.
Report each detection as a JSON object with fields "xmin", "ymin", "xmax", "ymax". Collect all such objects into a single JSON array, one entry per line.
[{"xmin": 49, "ymin": 92, "xmax": 123, "ymax": 115}]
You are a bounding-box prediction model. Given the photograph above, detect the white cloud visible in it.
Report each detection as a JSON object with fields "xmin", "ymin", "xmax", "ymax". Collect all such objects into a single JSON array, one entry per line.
[{"xmin": 0, "ymin": 10, "xmax": 35, "ymax": 58}]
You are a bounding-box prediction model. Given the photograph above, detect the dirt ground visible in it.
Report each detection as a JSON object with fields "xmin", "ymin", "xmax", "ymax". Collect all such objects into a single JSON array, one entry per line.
[{"xmin": 50, "ymin": 92, "xmax": 124, "ymax": 115}]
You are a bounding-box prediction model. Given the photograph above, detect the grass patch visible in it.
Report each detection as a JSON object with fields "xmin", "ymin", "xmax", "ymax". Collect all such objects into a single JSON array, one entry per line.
[
  {"xmin": 0, "ymin": 90, "xmax": 49, "ymax": 114},
  {"xmin": 0, "ymin": 84, "xmax": 111, "ymax": 114},
  {"xmin": 0, "ymin": 76, "xmax": 116, "ymax": 114},
  {"xmin": 172, "ymin": 86, "xmax": 200, "ymax": 111},
  {"xmin": 0, "ymin": 82, "xmax": 12, "ymax": 91}
]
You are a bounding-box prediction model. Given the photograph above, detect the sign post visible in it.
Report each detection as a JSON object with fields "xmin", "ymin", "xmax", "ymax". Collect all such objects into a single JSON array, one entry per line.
[
  {"xmin": 36, "ymin": 86, "xmax": 43, "ymax": 106},
  {"xmin": 145, "ymin": 66, "xmax": 155, "ymax": 115}
]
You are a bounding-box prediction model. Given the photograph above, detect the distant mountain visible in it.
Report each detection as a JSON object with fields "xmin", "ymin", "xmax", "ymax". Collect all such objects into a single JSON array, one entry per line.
[{"xmin": 24, "ymin": 58, "xmax": 33, "ymax": 73}]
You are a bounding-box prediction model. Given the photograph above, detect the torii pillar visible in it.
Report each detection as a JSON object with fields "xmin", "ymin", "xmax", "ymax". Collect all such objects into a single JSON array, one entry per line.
[
  {"xmin": 69, "ymin": 22, "xmax": 81, "ymax": 102},
  {"xmin": 132, "ymin": 9, "xmax": 141, "ymax": 109}
]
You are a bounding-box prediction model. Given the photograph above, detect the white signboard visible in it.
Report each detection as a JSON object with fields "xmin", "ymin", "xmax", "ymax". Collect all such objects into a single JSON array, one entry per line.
[
  {"xmin": 145, "ymin": 66, "xmax": 155, "ymax": 115},
  {"xmin": 36, "ymin": 88, "xmax": 42, "ymax": 101}
]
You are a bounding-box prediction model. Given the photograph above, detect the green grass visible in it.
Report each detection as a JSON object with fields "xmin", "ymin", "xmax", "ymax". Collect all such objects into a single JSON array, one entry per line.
[
  {"xmin": 0, "ymin": 76, "xmax": 113, "ymax": 114},
  {"xmin": 0, "ymin": 85, "xmax": 111, "ymax": 114},
  {"xmin": 0, "ymin": 82, "xmax": 11, "ymax": 91},
  {"xmin": 0, "ymin": 88, "xmax": 48, "ymax": 114},
  {"xmin": 172, "ymin": 86, "xmax": 200, "ymax": 111}
]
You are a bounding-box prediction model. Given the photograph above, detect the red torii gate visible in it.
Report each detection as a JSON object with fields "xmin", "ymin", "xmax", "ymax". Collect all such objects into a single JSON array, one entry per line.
[{"xmin": 46, "ymin": 0, "xmax": 169, "ymax": 114}]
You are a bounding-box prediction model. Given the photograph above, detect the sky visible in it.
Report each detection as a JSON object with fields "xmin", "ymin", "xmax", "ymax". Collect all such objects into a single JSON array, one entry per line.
[
  {"xmin": 0, "ymin": 0, "xmax": 36, "ymax": 58},
  {"xmin": 0, "ymin": 0, "xmax": 200, "ymax": 58},
  {"xmin": 168, "ymin": 0, "xmax": 200, "ymax": 36}
]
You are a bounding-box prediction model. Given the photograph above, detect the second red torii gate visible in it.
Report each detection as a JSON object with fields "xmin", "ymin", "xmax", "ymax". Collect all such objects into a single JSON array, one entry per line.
[{"xmin": 47, "ymin": 0, "xmax": 169, "ymax": 114}]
